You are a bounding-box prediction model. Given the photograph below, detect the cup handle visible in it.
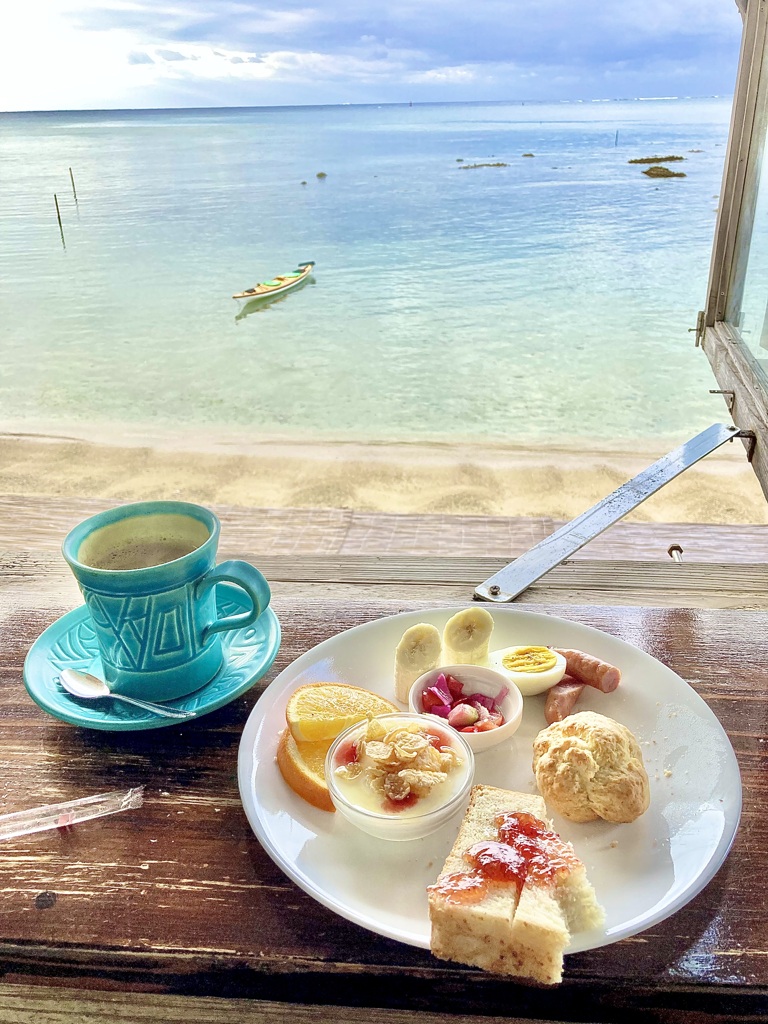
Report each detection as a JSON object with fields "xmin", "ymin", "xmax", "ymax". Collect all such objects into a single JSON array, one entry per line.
[{"xmin": 196, "ymin": 560, "xmax": 271, "ymax": 644}]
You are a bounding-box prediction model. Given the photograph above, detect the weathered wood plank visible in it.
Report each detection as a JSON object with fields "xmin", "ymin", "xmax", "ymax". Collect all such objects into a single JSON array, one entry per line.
[
  {"xmin": 257, "ymin": 555, "xmax": 768, "ymax": 606},
  {"xmin": 702, "ymin": 322, "xmax": 768, "ymax": 502},
  {"xmin": 0, "ymin": 983, "xmax": 757, "ymax": 1024},
  {"xmin": 3, "ymin": 550, "xmax": 767, "ymax": 611},
  {"xmin": 0, "ymin": 494, "xmax": 766, "ymax": 562},
  {"xmin": 0, "ymin": 985, "xmax": 568, "ymax": 1024}
]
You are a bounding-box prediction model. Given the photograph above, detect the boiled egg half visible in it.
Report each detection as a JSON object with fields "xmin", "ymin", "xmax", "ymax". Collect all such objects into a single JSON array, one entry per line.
[{"xmin": 488, "ymin": 646, "xmax": 566, "ymax": 696}]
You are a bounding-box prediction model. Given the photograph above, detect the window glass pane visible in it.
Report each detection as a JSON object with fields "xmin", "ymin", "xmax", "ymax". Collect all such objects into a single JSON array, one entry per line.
[{"xmin": 726, "ymin": 38, "xmax": 768, "ymax": 387}]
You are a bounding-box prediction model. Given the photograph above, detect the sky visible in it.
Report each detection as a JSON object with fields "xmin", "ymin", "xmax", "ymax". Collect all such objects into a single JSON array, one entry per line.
[{"xmin": 1, "ymin": 1, "xmax": 744, "ymax": 111}]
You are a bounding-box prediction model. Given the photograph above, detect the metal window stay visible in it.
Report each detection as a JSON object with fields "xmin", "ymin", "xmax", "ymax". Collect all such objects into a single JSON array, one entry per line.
[{"xmin": 475, "ymin": 423, "xmax": 755, "ymax": 602}]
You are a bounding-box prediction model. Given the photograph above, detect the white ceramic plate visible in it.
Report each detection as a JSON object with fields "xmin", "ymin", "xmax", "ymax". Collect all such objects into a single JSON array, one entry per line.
[{"xmin": 237, "ymin": 607, "xmax": 741, "ymax": 953}]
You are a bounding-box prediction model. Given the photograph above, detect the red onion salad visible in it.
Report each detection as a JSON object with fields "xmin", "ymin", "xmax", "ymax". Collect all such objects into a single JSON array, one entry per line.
[{"xmin": 420, "ymin": 672, "xmax": 506, "ymax": 732}]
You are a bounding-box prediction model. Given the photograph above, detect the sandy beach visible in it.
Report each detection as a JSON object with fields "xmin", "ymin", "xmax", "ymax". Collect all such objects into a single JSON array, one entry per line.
[{"xmin": 1, "ymin": 426, "xmax": 765, "ymax": 524}]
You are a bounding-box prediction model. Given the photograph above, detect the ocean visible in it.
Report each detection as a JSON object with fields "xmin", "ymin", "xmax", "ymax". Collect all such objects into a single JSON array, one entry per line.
[{"xmin": 0, "ymin": 98, "xmax": 734, "ymax": 448}]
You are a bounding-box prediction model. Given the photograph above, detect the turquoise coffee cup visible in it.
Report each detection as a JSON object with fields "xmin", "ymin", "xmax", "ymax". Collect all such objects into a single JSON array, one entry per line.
[{"xmin": 62, "ymin": 500, "xmax": 271, "ymax": 701}]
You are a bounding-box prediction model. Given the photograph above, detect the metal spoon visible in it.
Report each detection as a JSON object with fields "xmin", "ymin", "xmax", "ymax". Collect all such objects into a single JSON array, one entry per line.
[{"xmin": 59, "ymin": 669, "xmax": 196, "ymax": 720}]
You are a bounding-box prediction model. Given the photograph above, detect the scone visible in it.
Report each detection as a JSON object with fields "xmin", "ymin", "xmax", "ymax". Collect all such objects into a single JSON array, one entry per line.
[
  {"xmin": 427, "ymin": 785, "xmax": 604, "ymax": 985},
  {"xmin": 532, "ymin": 711, "xmax": 649, "ymax": 823}
]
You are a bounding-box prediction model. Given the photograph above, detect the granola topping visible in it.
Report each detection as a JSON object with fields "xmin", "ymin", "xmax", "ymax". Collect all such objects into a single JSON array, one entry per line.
[{"xmin": 333, "ymin": 717, "xmax": 464, "ymax": 815}]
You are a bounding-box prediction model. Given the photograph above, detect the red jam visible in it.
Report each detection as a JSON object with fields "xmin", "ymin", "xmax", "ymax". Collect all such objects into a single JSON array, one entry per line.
[
  {"xmin": 428, "ymin": 811, "xmax": 580, "ymax": 904},
  {"xmin": 494, "ymin": 811, "xmax": 578, "ymax": 884},
  {"xmin": 334, "ymin": 738, "xmax": 359, "ymax": 767},
  {"xmin": 465, "ymin": 840, "xmax": 528, "ymax": 884},
  {"xmin": 382, "ymin": 791, "xmax": 420, "ymax": 814},
  {"xmin": 427, "ymin": 871, "xmax": 489, "ymax": 905}
]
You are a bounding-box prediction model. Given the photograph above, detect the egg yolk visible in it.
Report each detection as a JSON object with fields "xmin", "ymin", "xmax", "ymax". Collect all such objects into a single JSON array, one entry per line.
[{"xmin": 501, "ymin": 647, "xmax": 557, "ymax": 674}]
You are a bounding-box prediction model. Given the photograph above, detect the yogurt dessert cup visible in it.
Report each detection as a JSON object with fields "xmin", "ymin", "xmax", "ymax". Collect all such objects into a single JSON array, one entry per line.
[{"xmin": 325, "ymin": 712, "xmax": 474, "ymax": 841}]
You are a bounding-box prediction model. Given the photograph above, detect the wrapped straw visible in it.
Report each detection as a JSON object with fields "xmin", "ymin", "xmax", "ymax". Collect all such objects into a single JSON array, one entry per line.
[{"xmin": 0, "ymin": 786, "xmax": 144, "ymax": 841}]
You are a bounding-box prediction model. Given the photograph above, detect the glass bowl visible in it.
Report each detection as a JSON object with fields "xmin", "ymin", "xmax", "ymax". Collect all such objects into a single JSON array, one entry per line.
[
  {"xmin": 408, "ymin": 664, "xmax": 524, "ymax": 753},
  {"xmin": 325, "ymin": 712, "xmax": 474, "ymax": 841}
]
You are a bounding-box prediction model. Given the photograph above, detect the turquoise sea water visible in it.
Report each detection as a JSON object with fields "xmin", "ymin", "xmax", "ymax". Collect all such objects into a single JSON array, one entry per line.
[{"xmin": 0, "ymin": 99, "xmax": 734, "ymax": 447}]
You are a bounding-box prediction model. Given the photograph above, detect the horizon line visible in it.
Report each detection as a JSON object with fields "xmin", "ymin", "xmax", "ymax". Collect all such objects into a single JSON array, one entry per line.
[{"xmin": 0, "ymin": 94, "xmax": 733, "ymax": 116}]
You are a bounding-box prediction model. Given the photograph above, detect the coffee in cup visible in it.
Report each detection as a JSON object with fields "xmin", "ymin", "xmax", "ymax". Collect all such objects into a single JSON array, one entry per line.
[
  {"xmin": 77, "ymin": 513, "xmax": 209, "ymax": 571},
  {"xmin": 63, "ymin": 501, "xmax": 272, "ymax": 702}
]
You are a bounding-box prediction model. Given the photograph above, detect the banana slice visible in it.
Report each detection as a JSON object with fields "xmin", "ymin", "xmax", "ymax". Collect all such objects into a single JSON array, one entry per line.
[
  {"xmin": 442, "ymin": 607, "xmax": 495, "ymax": 665},
  {"xmin": 394, "ymin": 623, "xmax": 442, "ymax": 703}
]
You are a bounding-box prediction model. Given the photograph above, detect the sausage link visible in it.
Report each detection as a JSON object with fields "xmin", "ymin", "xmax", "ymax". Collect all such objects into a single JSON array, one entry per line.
[
  {"xmin": 544, "ymin": 675, "xmax": 586, "ymax": 724},
  {"xmin": 553, "ymin": 649, "xmax": 621, "ymax": 693}
]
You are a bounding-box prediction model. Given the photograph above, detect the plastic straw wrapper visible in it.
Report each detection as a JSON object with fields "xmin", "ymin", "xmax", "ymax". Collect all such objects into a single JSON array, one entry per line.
[{"xmin": 0, "ymin": 786, "xmax": 144, "ymax": 841}]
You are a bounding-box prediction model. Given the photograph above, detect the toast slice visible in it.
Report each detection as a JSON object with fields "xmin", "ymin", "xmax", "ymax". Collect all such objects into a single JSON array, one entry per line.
[{"xmin": 427, "ymin": 785, "xmax": 604, "ymax": 984}]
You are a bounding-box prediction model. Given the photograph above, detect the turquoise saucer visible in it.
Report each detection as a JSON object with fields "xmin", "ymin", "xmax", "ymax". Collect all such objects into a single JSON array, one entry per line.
[{"xmin": 23, "ymin": 586, "xmax": 280, "ymax": 731}]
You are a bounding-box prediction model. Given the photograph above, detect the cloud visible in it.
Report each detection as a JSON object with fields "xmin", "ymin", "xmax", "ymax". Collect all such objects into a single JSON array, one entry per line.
[
  {"xmin": 0, "ymin": 0, "xmax": 743, "ymax": 110},
  {"xmin": 128, "ymin": 50, "xmax": 154, "ymax": 65},
  {"xmin": 69, "ymin": 2, "xmax": 324, "ymax": 43},
  {"xmin": 62, "ymin": 0, "xmax": 741, "ymax": 65},
  {"xmin": 409, "ymin": 65, "xmax": 479, "ymax": 85},
  {"xmin": 155, "ymin": 48, "xmax": 188, "ymax": 61}
]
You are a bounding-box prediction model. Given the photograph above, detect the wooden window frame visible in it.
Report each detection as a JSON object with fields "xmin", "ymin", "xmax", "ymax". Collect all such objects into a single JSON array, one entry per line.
[{"xmin": 702, "ymin": 0, "xmax": 768, "ymax": 498}]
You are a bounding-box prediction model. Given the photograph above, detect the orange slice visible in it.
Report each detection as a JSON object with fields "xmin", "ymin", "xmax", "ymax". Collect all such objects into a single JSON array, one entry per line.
[
  {"xmin": 285, "ymin": 682, "xmax": 397, "ymax": 743},
  {"xmin": 276, "ymin": 729, "xmax": 335, "ymax": 812}
]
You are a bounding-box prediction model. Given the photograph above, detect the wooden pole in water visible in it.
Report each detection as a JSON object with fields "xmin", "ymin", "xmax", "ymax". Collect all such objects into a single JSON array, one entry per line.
[
  {"xmin": 615, "ymin": 130, "xmax": 619, "ymax": 147},
  {"xmin": 69, "ymin": 167, "xmax": 77, "ymax": 202},
  {"xmin": 54, "ymin": 193, "xmax": 65, "ymax": 248}
]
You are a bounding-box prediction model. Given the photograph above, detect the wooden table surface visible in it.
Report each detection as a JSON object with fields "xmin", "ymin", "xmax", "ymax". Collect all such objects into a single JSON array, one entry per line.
[{"xmin": 0, "ymin": 507, "xmax": 767, "ymax": 1023}]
